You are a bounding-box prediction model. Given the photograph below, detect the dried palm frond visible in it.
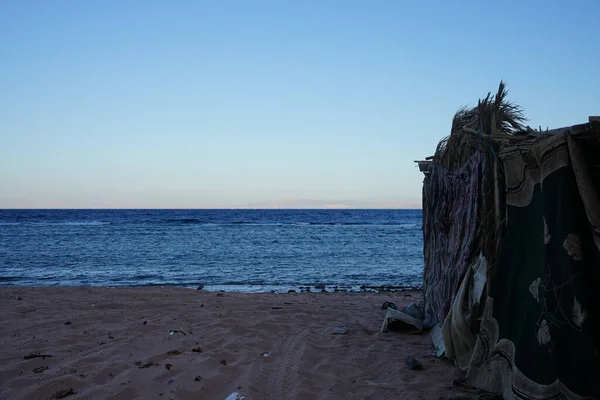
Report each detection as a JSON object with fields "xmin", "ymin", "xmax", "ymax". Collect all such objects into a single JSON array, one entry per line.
[{"xmin": 434, "ymin": 81, "xmax": 526, "ymax": 171}]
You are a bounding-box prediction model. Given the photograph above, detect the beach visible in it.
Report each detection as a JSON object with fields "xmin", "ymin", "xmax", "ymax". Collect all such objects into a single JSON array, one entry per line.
[{"xmin": 0, "ymin": 287, "xmax": 466, "ymax": 400}]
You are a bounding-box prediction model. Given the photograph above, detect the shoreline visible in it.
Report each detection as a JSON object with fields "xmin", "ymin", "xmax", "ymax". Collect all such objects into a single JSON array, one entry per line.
[
  {"xmin": 0, "ymin": 283, "xmax": 424, "ymax": 294},
  {"xmin": 1, "ymin": 287, "xmax": 464, "ymax": 399}
]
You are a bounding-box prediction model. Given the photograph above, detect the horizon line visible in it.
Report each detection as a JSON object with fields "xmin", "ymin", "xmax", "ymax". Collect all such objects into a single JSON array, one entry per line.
[{"xmin": 0, "ymin": 207, "xmax": 423, "ymax": 210}]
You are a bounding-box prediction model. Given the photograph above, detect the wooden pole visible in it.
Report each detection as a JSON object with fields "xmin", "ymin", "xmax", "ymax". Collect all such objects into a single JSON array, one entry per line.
[
  {"xmin": 461, "ymin": 127, "xmax": 528, "ymax": 140},
  {"xmin": 493, "ymin": 157, "xmax": 502, "ymax": 232},
  {"xmin": 489, "ymin": 153, "xmax": 502, "ymax": 297}
]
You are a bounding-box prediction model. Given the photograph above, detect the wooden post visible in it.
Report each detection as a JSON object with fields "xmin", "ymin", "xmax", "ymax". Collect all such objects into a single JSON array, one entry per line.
[
  {"xmin": 493, "ymin": 157, "xmax": 502, "ymax": 232},
  {"xmin": 492, "ymin": 155, "xmax": 503, "ymax": 297}
]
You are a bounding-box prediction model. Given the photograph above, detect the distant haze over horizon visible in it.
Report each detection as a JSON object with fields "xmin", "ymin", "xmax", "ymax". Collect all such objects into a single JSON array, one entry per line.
[
  {"xmin": 0, "ymin": 198, "xmax": 422, "ymax": 210},
  {"xmin": 0, "ymin": 207, "xmax": 423, "ymax": 210},
  {"xmin": 1, "ymin": 1, "xmax": 598, "ymax": 209}
]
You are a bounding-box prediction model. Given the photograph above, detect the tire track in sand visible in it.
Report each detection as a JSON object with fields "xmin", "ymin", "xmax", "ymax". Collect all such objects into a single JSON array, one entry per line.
[{"xmin": 254, "ymin": 329, "xmax": 306, "ymax": 399}]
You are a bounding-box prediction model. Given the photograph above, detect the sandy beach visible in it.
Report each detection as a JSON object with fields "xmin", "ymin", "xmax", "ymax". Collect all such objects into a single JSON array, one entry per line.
[{"xmin": 1, "ymin": 287, "xmax": 467, "ymax": 400}]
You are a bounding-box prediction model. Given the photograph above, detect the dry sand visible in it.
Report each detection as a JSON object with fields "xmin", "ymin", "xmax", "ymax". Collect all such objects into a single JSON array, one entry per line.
[{"xmin": 1, "ymin": 287, "xmax": 468, "ymax": 400}]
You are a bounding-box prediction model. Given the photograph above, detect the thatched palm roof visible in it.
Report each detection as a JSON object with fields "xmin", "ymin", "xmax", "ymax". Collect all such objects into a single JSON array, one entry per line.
[{"xmin": 434, "ymin": 81, "xmax": 526, "ymax": 171}]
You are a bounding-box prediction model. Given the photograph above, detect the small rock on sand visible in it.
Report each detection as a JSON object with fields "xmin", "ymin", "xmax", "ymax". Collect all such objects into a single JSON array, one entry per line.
[{"xmin": 405, "ymin": 355, "xmax": 423, "ymax": 370}]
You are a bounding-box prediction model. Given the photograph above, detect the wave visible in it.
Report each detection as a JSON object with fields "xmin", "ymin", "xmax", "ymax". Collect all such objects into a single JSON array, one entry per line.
[
  {"xmin": 308, "ymin": 222, "xmax": 359, "ymax": 226},
  {"xmin": 180, "ymin": 218, "xmax": 203, "ymax": 224},
  {"xmin": 163, "ymin": 218, "xmax": 204, "ymax": 224},
  {"xmin": 1, "ymin": 219, "xmax": 419, "ymax": 228},
  {"xmin": 28, "ymin": 221, "xmax": 111, "ymax": 226},
  {"xmin": 0, "ymin": 276, "xmax": 25, "ymax": 282},
  {"xmin": 109, "ymin": 274, "xmax": 162, "ymax": 281},
  {"xmin": 300, "ymin": 222, "xmax": 419, "ymax": 227}
]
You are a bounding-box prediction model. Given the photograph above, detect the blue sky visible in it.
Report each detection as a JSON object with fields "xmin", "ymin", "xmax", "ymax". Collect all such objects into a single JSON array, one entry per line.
[{"xmin": 1, "ymin": 0, "xmax": 598, "ymax": 208}]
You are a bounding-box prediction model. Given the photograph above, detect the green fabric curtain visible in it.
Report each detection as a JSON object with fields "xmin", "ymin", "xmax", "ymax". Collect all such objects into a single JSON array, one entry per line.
[{"xmin": 466, "ymin": 133, "xmax": 600, "ymax": 399}]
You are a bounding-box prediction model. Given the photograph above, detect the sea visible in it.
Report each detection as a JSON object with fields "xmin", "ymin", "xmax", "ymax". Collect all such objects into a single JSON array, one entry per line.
[{"xmin": 0, "ymin": 209, "xmax": 423, "ymax": 292}]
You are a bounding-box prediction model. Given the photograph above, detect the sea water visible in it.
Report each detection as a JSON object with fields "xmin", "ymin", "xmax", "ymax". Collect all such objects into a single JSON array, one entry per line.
[{"xmin": 0, "ymin": 209, "xmax": 423, "ymax": 292}]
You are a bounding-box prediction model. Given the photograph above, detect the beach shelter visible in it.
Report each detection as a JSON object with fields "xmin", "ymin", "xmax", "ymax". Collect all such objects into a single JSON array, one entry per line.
[{"xmin": 416, "ymin": 83, "xmax": 600, "ymax": 399}]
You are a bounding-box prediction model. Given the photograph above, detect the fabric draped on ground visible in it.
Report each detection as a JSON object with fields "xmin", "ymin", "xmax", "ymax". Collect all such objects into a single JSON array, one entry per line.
[
  {"xmin": 465, "ymin": 132, "xmax": 600, "ymax": 399},
  {"xmin": 442, "ymin": 252, "xmax": 487, "ymax": 370}
]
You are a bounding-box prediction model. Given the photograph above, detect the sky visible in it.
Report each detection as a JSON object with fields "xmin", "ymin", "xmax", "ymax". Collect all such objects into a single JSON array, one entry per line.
[{"xmin": 1, "ymin": 0, "xmax": 599, "ymax": 209}]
